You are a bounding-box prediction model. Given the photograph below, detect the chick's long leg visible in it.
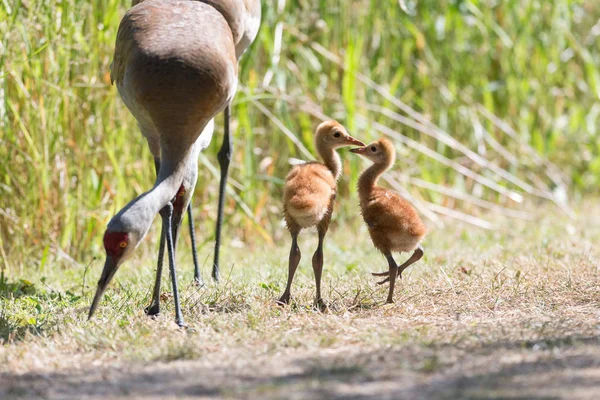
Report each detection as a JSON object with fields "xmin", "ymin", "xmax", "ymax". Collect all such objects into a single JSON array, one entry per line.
[
  {"xmin": 384, "ymin": 252, "xmax": 398, "ymax": 304},
  {"xmin": 312, "ymin": 225, "xmax": 328, "ymax": 311},
  {"xmin": 278, "ymin": 226, "xmax": 301, "ymax": 305},
  {"xmin": 372, "ymin": 246, "xmax": 424, "ymax": 285}
]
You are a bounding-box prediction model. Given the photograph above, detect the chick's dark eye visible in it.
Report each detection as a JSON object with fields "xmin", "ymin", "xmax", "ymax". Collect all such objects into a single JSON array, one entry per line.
[
  {"xmin": 333, "ymin": 132, "xmax": 341, "ymax": 138},
  {"xmin": 371, "ymin": 146, "xmax": 377, "ymax": 152}
]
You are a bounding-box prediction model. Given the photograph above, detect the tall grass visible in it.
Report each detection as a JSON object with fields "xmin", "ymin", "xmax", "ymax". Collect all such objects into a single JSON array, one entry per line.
[{"xmin": 1, "ymin": 0, "xmax": 599, "ymax": 271}]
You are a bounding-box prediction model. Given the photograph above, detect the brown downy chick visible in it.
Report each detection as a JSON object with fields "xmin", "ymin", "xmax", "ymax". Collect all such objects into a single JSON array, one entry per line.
[
  {"xmin": 279, "ymin": 120, "xmax": 365, "ymax": 309},
  {"xmin": 350, "ymin": 138, "xmax": 426, "ymax": 304}
]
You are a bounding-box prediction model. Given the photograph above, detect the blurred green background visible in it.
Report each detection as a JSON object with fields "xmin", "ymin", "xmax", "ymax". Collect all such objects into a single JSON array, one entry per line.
[{"xmin": 1, "ymin": 0, "xmax": 599, "ymax": 271}]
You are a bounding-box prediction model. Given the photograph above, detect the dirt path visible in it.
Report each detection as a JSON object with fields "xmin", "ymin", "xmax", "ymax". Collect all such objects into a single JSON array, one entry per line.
[{"xmin": 3, "ymin": 336, "xmax": 600, "ymax": 399}]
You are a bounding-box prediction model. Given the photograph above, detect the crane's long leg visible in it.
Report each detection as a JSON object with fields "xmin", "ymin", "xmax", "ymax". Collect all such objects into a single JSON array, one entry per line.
[
  {"xmin": 160, "ymin": 202, "xmax": 185, "ymax": 327},
  {"xmin": 145, "ymin": 154, "xmax": 189, "ymax": 318},
  {"xmin": 278, "ymin": 227, "xmax": 301, "ymax": 305},
  {"xmin": 188, "ymin": 204, "xmax": 204, "ymax": 286},
  {"xmin": 213, "ymin": 105, "xmax": 231, "ymax": 283},
  {"xmin": 145, "ymin": 221, "xmax": 166, "ymax": 316},
  {"xmin": 312, "ymin": 226, "xmax": 328, "ymax": 311},
  {"xmin": 146, "ymin": 159, "xmax": 165, "ymax": 316}
]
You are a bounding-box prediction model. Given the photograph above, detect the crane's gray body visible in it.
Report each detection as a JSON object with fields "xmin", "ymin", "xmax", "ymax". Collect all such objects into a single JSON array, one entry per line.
[{"xmin": 90, "ymin": 0, "xmax": 261, "ymax": 323}]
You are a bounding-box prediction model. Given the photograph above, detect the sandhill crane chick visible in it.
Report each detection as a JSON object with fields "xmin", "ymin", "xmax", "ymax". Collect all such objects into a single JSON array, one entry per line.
[
  {"xmin": 350, "ymin": 138, "xmax": 426, "ymax": 304},
  {"xmin": 279, "ymin": 121, "xmax": 365, "ymax": 309}
]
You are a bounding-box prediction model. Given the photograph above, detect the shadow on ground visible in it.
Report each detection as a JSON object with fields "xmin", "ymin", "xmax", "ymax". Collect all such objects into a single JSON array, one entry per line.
[{"xmin": 2, "ymin": 335, "xmax": 600, "ymax": 399}]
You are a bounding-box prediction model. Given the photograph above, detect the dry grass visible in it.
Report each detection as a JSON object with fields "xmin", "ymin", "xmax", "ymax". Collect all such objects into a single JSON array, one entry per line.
[{"xmin": 0, "ymin": 200, "xmax": 599, "ymax": 398}]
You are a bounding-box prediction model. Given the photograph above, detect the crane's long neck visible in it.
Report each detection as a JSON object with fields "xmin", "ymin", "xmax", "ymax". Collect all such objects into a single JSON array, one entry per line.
[
  {"xmin": 358, "ymin": 161, "xmax": 391, "ymax": 201},
  {"xmin": 317, "ymin": 142, "xmax": 342, "ymax": 180},
  {"xmin": 109, "ymin": 145, "xmax": 195, "ymax": 240}
]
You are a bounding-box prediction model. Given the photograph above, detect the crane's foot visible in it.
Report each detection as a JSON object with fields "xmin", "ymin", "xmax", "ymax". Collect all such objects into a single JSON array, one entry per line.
[
  {"xmin": 193, "ymin": 277, "xmax": 205, "ymax": 288},
  {"xmin": 144, "ymin": 303, "xmax": 160, "ymax": 316},
  {"xmin": 175, "ymin": 318, "xmax": 187, "ymax": 328},
  {"xmin": 211, "ymin": 268, "xmax": 221, "ymax": 283}
]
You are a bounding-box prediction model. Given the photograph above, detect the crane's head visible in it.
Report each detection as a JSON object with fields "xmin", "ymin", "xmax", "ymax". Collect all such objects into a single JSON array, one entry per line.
[
  {"xmin": 88, "ymin": 227, "xmax": 143, "ymax": 320},
  {"xmin": 87, "ymin": 197, "xmax": 159, "ymax": 320},
  {"xmin": 315, "ymin": 120, "xmax": 365, "ymax": 149},
  {"xmin": 88, "ymin": 183, "xmax": 191, "ymax": 320},
  {"xmin": 350, "ymin": 138, "xmax": 396, "ymax": 166}
]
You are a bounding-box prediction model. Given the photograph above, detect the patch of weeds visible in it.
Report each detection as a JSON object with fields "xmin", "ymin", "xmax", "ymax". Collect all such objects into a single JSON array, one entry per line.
[
  {"xmin": 419, "ymin": 355, "xmax": 440, "ymax": 373},
  {"xmin": 280, "ymin": 335, "xmax": 302, "ymax": 349},
  {"xmin": 259, "ymin": 282, "xmax": 278, "ymax": 292},
  {"xmin": 345, "ymin": 262, "xmax": 359, "ymax": 273},
  {"xmin": 0, "ymin": 302, "xmax": 45, "ymax": 343},
  {"xmin": 0, "ymin": 272, "xmax": 38, "ymax": 299},
  {"xmin": 0, "ymin": 274, "xmax": 85, "ymax": 343},
  {"xmin": 522, "ymin": 336, "xmax": 600, "ymax": 351},
  {"xmin": 387, "ymin": 331, "xmax": 413, "ymax": 346},
  {"xmin": 304, "ymin": 363, "xmax": 364, "ymax": 380},
  {"xmin": 246, "ymin": 309, "xmax": 262, "ymax": 329},
  {"xmin": 318, "ymin": 334, "xmax": 338, "ymax": 347},
  {"xmin": 154, "ymin": 340, "xmax": 204, "ymax": 362}
]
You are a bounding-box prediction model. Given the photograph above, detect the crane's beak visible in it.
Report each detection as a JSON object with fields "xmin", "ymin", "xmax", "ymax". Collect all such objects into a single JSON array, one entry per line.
[
  {"xmin": 88, "ymin": 256, "xmax": 119, "ymax": 320},
  {"xmin": 345, "ymin": 136, "xmax": 365, "ymax": 147},
  {"xmin": 350, "ymin": 146, "xmax": 368, "ymax": 154}
]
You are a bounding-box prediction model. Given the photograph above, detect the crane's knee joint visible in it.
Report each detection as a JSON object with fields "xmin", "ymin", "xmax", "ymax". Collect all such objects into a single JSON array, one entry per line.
[
  {"xmin": 160, "ymin": 202, "xmax": 174, "ymax": 219},
  {"xmin": 217, "ymin": 148, "xmax": 232, "ymax": 166}
]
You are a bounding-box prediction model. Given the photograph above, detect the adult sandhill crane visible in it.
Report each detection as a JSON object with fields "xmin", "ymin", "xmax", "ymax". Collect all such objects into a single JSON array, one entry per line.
[
  {"xmin": 350, "ymin": 138, "xmax": 426, "ymax": 304},
  {"xmin": 88, "ymin": 0, "xmax": 261, "ymax": 326},
  {"xmin": 132, "ymin": 0, "xmax": 261, "ymax": 295},
  {"xmin": 278, "ymin": 121, "xmax": 364, "ymax": 310},
  {"xmin": 129, "ymin": 0, "xmax": 261, "ymax": 286}
]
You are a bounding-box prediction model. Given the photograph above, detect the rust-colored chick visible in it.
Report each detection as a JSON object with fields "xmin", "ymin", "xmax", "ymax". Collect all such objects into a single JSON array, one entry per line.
[
  {"xmin": 350, "ymin": 138, "xmax": 426, "ymax": 304},
  {"xmin": 279, "ymin": 120, "xmax": 365, "ymax": 309}
]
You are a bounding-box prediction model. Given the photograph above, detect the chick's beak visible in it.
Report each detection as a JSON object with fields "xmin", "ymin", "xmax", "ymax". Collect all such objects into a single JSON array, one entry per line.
[
  {"xmin": 345, "ymin": 135, "xmax": 365, "ymax": 147},
  {"xmin": 350, "ymin": 146, "xmax": 368, "ymax": 154},
  {"xmin": 88, "ymin": 255, "xmax": 119, "ymax": 320}
]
